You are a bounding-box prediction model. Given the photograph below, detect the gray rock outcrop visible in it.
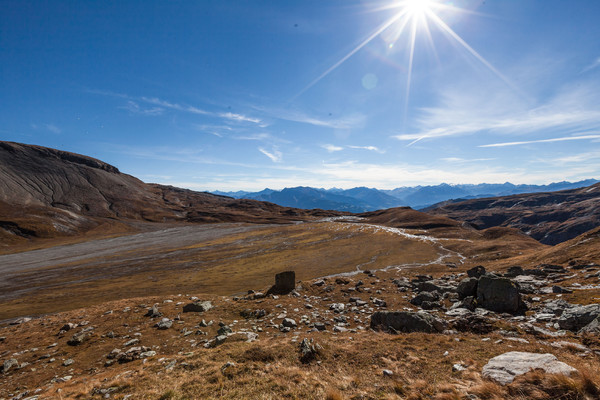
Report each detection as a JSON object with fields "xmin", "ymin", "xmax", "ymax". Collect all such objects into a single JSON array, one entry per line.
[{"xmin": 482, "ymin": 352, "xmax": 577, "ymax": 385}]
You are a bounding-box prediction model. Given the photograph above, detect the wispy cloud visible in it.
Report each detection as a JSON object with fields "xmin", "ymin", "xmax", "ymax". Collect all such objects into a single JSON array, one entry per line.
[
  {"xmin": 348, "ymin": 145, "xmax": 384, "ymax": 153},
  {"xmin": 31, "ymin": 123, "xmax": 62, "ymax": 134},
  {"xmin": 480, "ymin": 134, "xmax": 600, "ymax": 148},
  {"xmin": 254, "ymin": 106, "xmax": 366, "ymax": 130},
  {"xmin": 122, "ymin": 100, "xmax": 164, "ymax": 116},
  {"xmin": 91, "ymin": 90, "xmax": 262, "ymax": 124},
  {"xmin": 258, "ymin": 147, "xmax": 282, "ymax": 163},
  {"xmin": 322, "ymin": 144, "xmax": 344, "ymax": 152},
  {"xmin": 442, "ymin": 157, "xmax": 496, "ymax": 162},
  {"xmin": 582, "ymin": 56, "xmax": 600, "ymax": 73},
  {"xmin": 218, "ymin": 112, "xmax": 262, "ymax": 124},
  {"xmin": 393, "ymin": 81, "xmax": 600, "ymax": 145}
]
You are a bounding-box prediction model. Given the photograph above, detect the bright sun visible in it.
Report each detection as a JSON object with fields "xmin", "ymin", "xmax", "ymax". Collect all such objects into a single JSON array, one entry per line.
[{"xmin": 403, "ymin": 0, "xmax": 434, "ymax": 16}]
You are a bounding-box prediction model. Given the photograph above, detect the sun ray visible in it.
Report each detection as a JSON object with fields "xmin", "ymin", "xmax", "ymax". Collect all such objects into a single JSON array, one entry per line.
[{"xmin": 291, "ymin": 9, "xmax": 410, "ymax": 101}]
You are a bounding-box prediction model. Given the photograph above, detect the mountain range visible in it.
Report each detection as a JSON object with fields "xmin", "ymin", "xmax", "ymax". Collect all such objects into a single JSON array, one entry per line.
[{"xmin": 213, "ymin": 180, "xmax": 599, "ymax": 211}]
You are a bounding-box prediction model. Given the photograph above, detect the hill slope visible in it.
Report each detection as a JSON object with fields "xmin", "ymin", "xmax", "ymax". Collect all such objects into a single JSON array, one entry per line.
[
  {"xmin": 427, "ymin": 183, "xmax": 600, "ymax": 245},
  {"xmin": 0, "ymin": 141, "xmax": 340, "ymax": 245}
]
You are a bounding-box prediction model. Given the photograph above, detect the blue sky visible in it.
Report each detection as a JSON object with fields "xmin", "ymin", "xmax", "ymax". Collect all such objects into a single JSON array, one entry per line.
[{"xmin": 2, "ymin": 0, "xmax": 600, "ymax": 191}]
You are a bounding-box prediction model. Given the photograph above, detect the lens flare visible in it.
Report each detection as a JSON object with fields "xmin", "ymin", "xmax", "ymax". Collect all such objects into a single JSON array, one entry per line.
[{"xmin": 294, "ymin": 0, "xmax": 519, "ymax": 132}]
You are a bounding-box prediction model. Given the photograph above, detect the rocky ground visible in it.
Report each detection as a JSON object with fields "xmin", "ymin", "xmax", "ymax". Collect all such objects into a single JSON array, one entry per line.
[{"xmin": 2, "ymin": 263, "xmax": 599, "ymax": 400}]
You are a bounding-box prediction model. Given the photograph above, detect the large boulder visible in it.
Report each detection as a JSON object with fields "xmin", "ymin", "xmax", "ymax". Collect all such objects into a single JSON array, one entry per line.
[
  {"xmin": 477, "ymin": 273, "xmax": 523, "ymax": 313},
  {"xmin": 456, "ymin": 277, "xmax": 478, "ymax": 299},
  {"xmin": 268, "ymin": 271, "xmax": 296, "ymax": 295},
  {"xmin": 482, "ymin": 352, "xmax": 577, "ymax": 385},
  {"xmin": 557, "ymin": 304, "xmax": 600, "ymax": 331},
  {"xmin": 370, "ymin": 311, "xmax": 447, "ymax": 333},
  {"xmin": 410, "ymin": 291, "xmax": 440, "ymax": 306},
  {"xmin": 467, "ymin": 265, "xmax": 486, "ymax": 278},
  {"xmin": 183, "ymin": 300, "xmax": 213, "ymax": 313}
]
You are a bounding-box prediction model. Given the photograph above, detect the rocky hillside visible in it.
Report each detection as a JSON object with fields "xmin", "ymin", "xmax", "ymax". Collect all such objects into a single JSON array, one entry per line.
[
  {"xmin": 426, "ymin": 183, "xmax": 600, "ymax": 245},
  {"xmin": 1, "ymin": 265, "xmax": 599, "ymax": 399},
  {"xmin": 0, "ymin": 142, "xmax": 341, "ymax": 245}
]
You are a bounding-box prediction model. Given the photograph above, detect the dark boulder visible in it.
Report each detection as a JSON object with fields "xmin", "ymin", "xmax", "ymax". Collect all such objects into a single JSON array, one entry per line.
[
  {"xmin": 456, "ymin": 277, "xmax": 478, "ymax": 299},
  {"xmin": 504, "ymin": 266, "xmax": 524, "ymax": 278},
  {"xmin": 268, "ymin": 271, "xmax": 296, "ymax": 295},
  {"xmin": 467, "ymin": 266, "xmax": 486, "ymax": 278},
  {"xmin": 476, "ymin": 273, "xmax": 523, "ymax": 314},
  {"xmin": 410, "ymin": 291, "xmax": 440, "ymax": 306}
]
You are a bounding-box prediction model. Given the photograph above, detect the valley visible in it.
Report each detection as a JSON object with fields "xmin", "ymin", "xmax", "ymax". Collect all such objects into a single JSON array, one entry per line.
[{"xmin": 0, "ymin": 142, "xmax": 599, "ymax": 400}]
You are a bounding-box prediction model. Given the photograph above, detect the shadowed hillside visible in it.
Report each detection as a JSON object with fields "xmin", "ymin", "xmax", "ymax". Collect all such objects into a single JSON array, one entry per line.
[{"xmin": 426, "ymin": 183, "xmax": 600, "ymax": 245}]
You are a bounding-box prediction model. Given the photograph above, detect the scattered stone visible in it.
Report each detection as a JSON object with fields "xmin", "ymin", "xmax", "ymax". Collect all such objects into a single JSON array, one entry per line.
[
  {"xmin": 62, "ymin": 359, "xmax": 74, "ymax": 366},
  {"xmin": 67, "ymin": 330, "xmax": 93, "ymax": 346},
  {"xmin": 552, "ymin": 285, "xmax": 573, "ymax": 294},
  {"xmin": 299, "ymin": 338, "xmax": 323, "ymax": 363},
  {"xmin": 2, "ymin": 358, "xmax": 19, "ymax": 373},
  {"xmin": 482, "ymin": 352, "xmax": 577, "ymax": 385},
  {"xmin": 453, "ymin": 313, "xmax": 495, "ymax": 334},
  {"xmin": 382, "ymin": 369, "xmax": 394, "ymax": 377},
  {"xmin": 282, "ymin": 318, "xmax": 297, "ymax": 328},
  {"xmin": 145, "ymin": 305, "xmax": 162, "ymax": 318},
  {"xmin": 155, "ymin": 318, "xmax": 173, "ymax": 330},
  {"xmin": 477, "ymin": 274, "xmax": 523, "ymax": 313},
  {"xmin": 452, "ymin": 363, "xmax": 467, "ymax": 372},
  {"xmin": 183, "ymin": 301, "xmax": 213, "ymax": 313},
  {"xmin": 59, "ymin": 323, "xmax": 76, "ymax": 333},
  {"xmin": 217, "ymin": 325, "xmax": 233, "ymax": 336},
  {"xmin": 370, "ymin": 311, "xmax": 447, "ymax": 333}
]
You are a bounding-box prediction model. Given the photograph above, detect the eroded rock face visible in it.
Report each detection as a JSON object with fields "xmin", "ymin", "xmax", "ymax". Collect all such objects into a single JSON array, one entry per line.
[
  {"xmin": 477, "ymin": 274, "xmax": 523, "ymax": 314},
  {"xmin": 370, "ymin": 311, "xmax": 447, "ymax": 333},
  {"xmin": 482, "ymin": 352, "xmax": 577, "ymax": 385}
]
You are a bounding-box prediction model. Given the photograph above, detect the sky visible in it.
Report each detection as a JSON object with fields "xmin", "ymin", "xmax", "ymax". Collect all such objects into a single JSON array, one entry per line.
[{"xmin": 2, "ymin": 0, "xmax": 600, "ymax": 191}]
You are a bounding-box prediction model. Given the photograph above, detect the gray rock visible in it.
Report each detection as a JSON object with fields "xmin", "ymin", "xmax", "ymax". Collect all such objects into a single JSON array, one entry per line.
[
  {"xmin": 370, "ymin": 311, "xmax": 447, "ymax": 333},
  {"xmin": 410, "ymin": 291, "xmax": 440, "ymax": 306},
  {"xmin": 477, "ymin": 274, "xmax": 523, "ymax": 313},
  {"xmin": 579, "ymin": 317, "xmax": 600, "ymax": 334},
  {"xmin": 2, "ymin": 358, "xmax": 19, "ymax": 373},
  {"xmin": 155, "ymin": 318, "xmax": 173, "ymax": 330},
  {"xmin": 482, "ymin": 352, "xmax": 577, "ymax": 385},
  {"xmin": 299, "ymin": 338, "xmax": 322, "ymax": 363},
  {"xmin": 217, "ymin": 325, "xmax": 233, "ymax": 336},
  {"xmin": 282, "ymin": 318, "xmax": 297, "ymax": 328},
  {"xmin": 456, "ymin": 277, "xmax": 478, "ymax": 299},
  {"xmin": 67, "ymin": 330, "xmax": 93, "ymax": 346},
  {"xmin": 558, "ymin": 304, "xmax": 600, "ymax": 331},
  {"xmin": 62, "ymin": 359, "xmax": 74, "ymax": 366},
  {"xmin": 452, "ymin": 296, "xmax": 477, "ymax": 311},
  {"xmin": 145, "ymin": 305, "xmax": 162, "ymax": 318},
  {"xmin": 183, "ymin": 301, "xmax": 212, "ymax": 313}
]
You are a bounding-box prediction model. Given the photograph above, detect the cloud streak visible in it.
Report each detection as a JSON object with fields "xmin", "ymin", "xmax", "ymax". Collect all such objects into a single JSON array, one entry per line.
[
  {"xmin": 393, "ymin": 80, "xmax": 600, "ymax": 145},
  {"xmin": 258, "ymin": 147, "xmax": 282, "ymax": 162},
  {"xmin": 480, "ymin": 134, "xmax": 600, "ymax": 148}
]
